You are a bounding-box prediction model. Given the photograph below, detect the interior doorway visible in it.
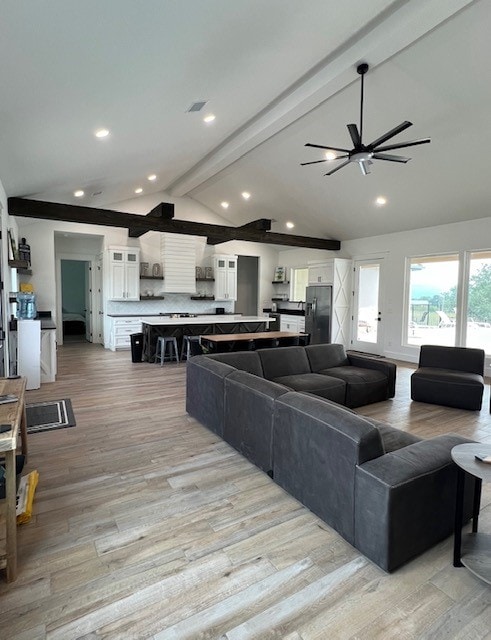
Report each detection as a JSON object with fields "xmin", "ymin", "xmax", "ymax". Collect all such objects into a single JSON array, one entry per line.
[
  {"xmin": 55, "ymin": 232, "xmax": 104, "ymax": 347},
  {"xmin": 60, "ymin": 259, "xmax": 91, "ymax": 342},
  {"xmin": 236, "ymin": 256, "xmax": 259, "ymax": 315}
]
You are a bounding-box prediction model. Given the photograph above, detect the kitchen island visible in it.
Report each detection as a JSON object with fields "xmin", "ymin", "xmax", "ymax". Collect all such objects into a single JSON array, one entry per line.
[{"xmin": 141, "ymin": 315, "xmax": 274, "ymax": 362}]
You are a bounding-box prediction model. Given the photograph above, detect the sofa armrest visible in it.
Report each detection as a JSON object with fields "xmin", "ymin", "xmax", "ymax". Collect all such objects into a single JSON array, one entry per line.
[
  {"xmin": 347, "ymin": 354, "xmax": 396, "ymax": 398},
  {"xmin": 354, "ymin": 433, "xmax": 475, "ymax": 571}
]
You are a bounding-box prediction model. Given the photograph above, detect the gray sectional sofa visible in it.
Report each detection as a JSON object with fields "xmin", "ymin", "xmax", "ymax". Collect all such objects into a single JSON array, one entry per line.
[{"xmin": 186, "ymin": 343, "xmax": 474, "ymax": 572}]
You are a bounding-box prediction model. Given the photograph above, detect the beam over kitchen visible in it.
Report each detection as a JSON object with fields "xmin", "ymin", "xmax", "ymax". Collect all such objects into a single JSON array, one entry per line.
[{"xmin": 7, "ymin": 198, "xmax": 341, "ymax": 251}]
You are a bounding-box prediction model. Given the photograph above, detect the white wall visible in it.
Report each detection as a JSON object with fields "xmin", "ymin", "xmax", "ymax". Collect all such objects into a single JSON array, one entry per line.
[
  {"xmin": 279, "ymin": 216, "xmax": 491, "ymax": 363},
  {"xmin": 343, "ymin": 217, "xmax": 491, "ymax": 362}
]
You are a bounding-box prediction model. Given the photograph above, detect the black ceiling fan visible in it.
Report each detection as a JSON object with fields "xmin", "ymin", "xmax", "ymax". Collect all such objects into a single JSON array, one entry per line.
[{"xmin": 301, "ymin": 63, "xmax": 430, "ymax": 176}]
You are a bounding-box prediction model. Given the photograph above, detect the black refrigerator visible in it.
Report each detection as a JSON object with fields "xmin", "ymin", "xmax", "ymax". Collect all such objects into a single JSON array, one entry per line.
[{"xmin": 305, "ymin": 286, "xmax": 332, "ymax": 344}]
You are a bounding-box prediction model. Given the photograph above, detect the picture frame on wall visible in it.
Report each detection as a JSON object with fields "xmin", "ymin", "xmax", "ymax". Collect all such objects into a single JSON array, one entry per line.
[{"xmin": 274, "ymin": 266, "xmax": 286, "ymax": 282}]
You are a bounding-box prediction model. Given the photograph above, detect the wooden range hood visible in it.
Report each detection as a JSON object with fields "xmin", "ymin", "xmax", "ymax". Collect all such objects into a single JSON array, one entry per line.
[{"xmin": 7, "ymin": 198, "xmax": 341, "ymax": 251}]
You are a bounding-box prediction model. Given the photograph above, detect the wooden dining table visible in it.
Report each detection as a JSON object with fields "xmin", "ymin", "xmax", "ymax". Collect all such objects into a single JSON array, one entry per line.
[{"xmin": 200, "ymin": 330, "xmax": 303, "ymax": 351}]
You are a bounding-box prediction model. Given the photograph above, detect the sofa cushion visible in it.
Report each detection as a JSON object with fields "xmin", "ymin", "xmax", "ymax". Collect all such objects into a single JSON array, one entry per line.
[
  {"xmin": 224, "ymin": 371, "xmax": 290, "ymax": 473},
  {"xmin": 273, "ymin": 392, "xmax": 385, "ymax": 544},
  {"xmin": 320, "ymin": 366, "xmax": 388, "ymax": 408},
  {"xmin": 185, "ymin": 356, "xmax": 237, "ymax": 437},
  {"xmin": 258, "ymin": 346, "xmax": 311, "ymax": 380},
  {"xmin": 273, "ymin": 373, "xmax": 345, "ymax": 403},
  {"xmin": 411, "ymin": 367, "xmax": 484, "ymax": 410},
  {"xmin": 419, "ymin": 345, "xmax": 484, "ymax": 374},
  {"xmin": 365, "ymin": 419, "xmax": 422, "ymax": 453},
  {"xmin": 305, "ymin": 343, "xmax": 349, "ymax": 372},
  {"xmin": 207, "ymin": 351, "xmax": 264, "ymax": 377},
  {"xmin": 412, "ymin": 367, "xmax": 483, "ymax": 386}
]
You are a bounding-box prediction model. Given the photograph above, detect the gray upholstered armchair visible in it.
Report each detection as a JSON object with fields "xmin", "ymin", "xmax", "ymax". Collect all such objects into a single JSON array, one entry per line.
[{"xmin": 411, "ymin": 345, "xmax": 485, "ymax": 410}]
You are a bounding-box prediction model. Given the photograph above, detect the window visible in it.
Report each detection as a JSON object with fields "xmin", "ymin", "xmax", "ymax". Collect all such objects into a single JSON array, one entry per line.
[
  {"xmin": 466, "ymin": 251, "xmax": 491, "ymax": 352},
  {"xmin": 291, "ymin": 267, "xmax": 308, "ymax": 302},
  {"xmin": 406, "ymin": 250, "xmax": 491, "ymax": 354},
  {"xmin": 406, "ymin": 255, "xmax": 459, "ymax": 347}
]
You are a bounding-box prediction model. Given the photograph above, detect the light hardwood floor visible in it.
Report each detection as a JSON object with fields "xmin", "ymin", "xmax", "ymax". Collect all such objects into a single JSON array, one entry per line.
[{"xmin": 0, "ymin": 343, "xmax": 490, "ymax": 639}]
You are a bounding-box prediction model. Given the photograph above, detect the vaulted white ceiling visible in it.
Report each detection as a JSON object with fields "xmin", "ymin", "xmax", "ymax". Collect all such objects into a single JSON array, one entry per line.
[{"xmin": 1, "ymin": 0, "xmax": 487, "ymax": 241}]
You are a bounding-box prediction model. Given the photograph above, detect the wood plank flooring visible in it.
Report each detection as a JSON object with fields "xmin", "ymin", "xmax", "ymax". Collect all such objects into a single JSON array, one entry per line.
[{"xmin": 0, "ymin": 343, "xmax": 490, "ymax": 639}]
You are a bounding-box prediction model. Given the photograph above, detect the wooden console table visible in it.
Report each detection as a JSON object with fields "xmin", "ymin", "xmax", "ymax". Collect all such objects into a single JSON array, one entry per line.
[{"xmin": 0, "ymin": 377, "xmax": 27, "ymax": 582}]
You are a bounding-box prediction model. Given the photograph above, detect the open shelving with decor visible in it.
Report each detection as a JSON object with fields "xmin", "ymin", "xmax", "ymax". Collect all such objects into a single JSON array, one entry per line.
[
  {"xmin": 140, "ymin": 275, "xmax": 164, "ymax": 280},
  {"xmin": 190, "ymin": 295, "xmax": 215, "ymax": 300},
  {"xmin": 196, "ymin": 278, "xmax": 215, "ymax": 282},
  {"xmin": 271, "ymin": 281, "xmax": 289, "ymax": 285},
  {"xmin": 140, "ymin": 296, "xmax": 165, "ymax": 300}
]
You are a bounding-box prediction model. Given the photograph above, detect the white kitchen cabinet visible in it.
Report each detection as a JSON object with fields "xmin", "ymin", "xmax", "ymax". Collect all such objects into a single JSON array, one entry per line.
[
  {"xmin": 107, "ymin": 247, "xmax": 140, "ymax": 301},
  {"xmin": 308, "ymin": 261, "xmax": 334, "ymax": 285},
  {"xmin": 40, "ymin": 329, "xmax": 57, "ymax": 383},
  {"xmin": 214, "ymin": 255, "xmax": 237, "ymax": 301},
  {"xmin": 108, "ymin": 316, "xmax": 143, "ymax": 351},
  {"xmin": 280, "ymin": 314, "xmax": 302, "ymax": 332}
]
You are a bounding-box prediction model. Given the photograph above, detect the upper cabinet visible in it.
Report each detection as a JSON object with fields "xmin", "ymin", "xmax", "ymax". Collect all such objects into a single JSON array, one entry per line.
[
  {"xmin": 107, "ymin": 247, "xmax": 140, "ymax": 300},
  {"xmin": 308, "ymin": 262, "xmax": 334, "ymax": 285},
  {"xmin": 214, "ymin": 255, "xmax": 237, "ymax": 301}
]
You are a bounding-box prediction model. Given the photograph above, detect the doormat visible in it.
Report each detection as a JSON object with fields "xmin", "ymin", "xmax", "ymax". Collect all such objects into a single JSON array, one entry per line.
[{"xmin": 25, "ymin": 399, "xmax": 76, "ymax": 433}]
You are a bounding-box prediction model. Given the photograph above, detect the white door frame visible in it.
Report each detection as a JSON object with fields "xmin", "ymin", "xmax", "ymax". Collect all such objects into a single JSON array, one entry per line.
[
  {"xmin": 56, "ymin": 253, "xmax": 102, "ymax": 345},
  {"xmin": 351, "ymin": 256, "xmax": 386, "ymax": 354}
]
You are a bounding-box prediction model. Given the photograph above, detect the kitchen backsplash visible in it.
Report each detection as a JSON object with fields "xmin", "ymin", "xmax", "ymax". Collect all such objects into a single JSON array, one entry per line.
[{"xmin": 107, "ymin": 295, "xmax": 235, "ymax": 316}]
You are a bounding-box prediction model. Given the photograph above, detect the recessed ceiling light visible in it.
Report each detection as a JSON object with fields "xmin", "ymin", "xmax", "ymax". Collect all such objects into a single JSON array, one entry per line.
[
  {"xmin": 135, "ymin": 187, "xmax": 143, "ymax": 194},
  {"xmin": 94, "ymin": 128, "xmax": 110, "ymax": 138},
  {"xmin": 286, "ymin": 221, "xmax": 295, "ymax": 229},
  {"xmin": 241, "ymin": 191, "xmax": 251, "ymax": 200},
  {"xmin": 375, "ymin": 196, "xmax": 387, "ymax": 206},
  {"xmin": 147, "ymin": 174, "xmax": 157, "ymax": 181},
  {"xmin": 325, "ymin": 151, "xmax": 337, "ymax": 160},
  {"xmin": 203, "ymin": 114, "xmax": 216, "ymax": 124},
  {"xmin": 74, "ymin": 190, "xmax": 84, "ymax": 197},
  {"xmin": 221, "ymin": 201, "xmax": 229, "ymax": 209}
]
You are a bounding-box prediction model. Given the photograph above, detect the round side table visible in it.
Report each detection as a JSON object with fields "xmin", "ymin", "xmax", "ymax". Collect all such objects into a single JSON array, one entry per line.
[{"xmin": 451, "ymin": 443, "xmax": 491, "ymax": 584}]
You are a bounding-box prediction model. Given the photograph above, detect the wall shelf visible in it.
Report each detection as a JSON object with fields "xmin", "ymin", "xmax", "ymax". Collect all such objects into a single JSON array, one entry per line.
[
  {"xmin": 9, "ymin": 260, "xmax": 32, "ymax": 275},
  {"xmin": 140, "ymin": 296, "xmax": 165, "ymax": 300},
  {"xmin": 272, "ymin": 281, "xmax": 289, "ymax": 284},
  {"xmin": 196, "ymin": 278, "xmax": 215, "ymax": 282},
  {"xmin": 190, "ymin": 296, "xmax": 215, "ymax": 300},
  {"xmin": 140, "ymin": 275, "xmax": 164, "ymax": 280}
]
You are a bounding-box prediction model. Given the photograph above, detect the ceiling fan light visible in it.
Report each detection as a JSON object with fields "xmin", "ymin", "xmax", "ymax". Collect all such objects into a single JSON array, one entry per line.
[
  {"xmin": 375, "ymin": 196, "xmax": 387, "ymax": 206},
  {"xmin": 325, "ymin": 151, "xmax": 337, "ymax": 161}
]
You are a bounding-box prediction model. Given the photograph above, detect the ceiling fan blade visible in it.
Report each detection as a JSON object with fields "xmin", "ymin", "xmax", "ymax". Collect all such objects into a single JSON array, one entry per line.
[
  {"xmin": 305, "ymin": 143, "xmax": 351, "ymax": 153},
  {"xmin": 374, "ymin": 138, "xmax": 431, "ymax": 153},
  {"xmin": 372, "ymin": 153, "xmax": 410, "ymax": 163},
  {"xmin": 367, "ymin": 121, "xmax": 413, "ymax": 149},
  {"xmin": 324, "ymin": 160, "xmax": 350, "ymax": 176},
  {"xmin": 347, "ymin": 124, "xmax": 361, "ymax": 147},
  {"xmin": 301, "ymin": 155, "xmax": 349, "ymax": 166},
  {"xmin": 359, "ymin": 161, "xmax": 371, "ymax": 176}
]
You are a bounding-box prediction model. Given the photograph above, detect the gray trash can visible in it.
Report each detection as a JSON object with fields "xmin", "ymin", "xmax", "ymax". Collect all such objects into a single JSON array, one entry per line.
[{"xmin": 130, "ymin": 333, "xmax": 143, "ymax": 362}]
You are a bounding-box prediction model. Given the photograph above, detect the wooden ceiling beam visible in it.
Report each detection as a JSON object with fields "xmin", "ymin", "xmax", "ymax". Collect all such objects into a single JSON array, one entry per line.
[
  {"xmin": 7, "ymin": 198, "xmax": 341, "ymax": 250},
  {"xmin": 128, "ymin": 202, "xmax": 175, "ymax": 237}
]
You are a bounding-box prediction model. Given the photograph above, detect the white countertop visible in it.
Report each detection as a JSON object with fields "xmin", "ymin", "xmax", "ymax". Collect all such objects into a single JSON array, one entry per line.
[{"xmin": 141, "ymin": 315, "xmax": 273, "ymax": 326}]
